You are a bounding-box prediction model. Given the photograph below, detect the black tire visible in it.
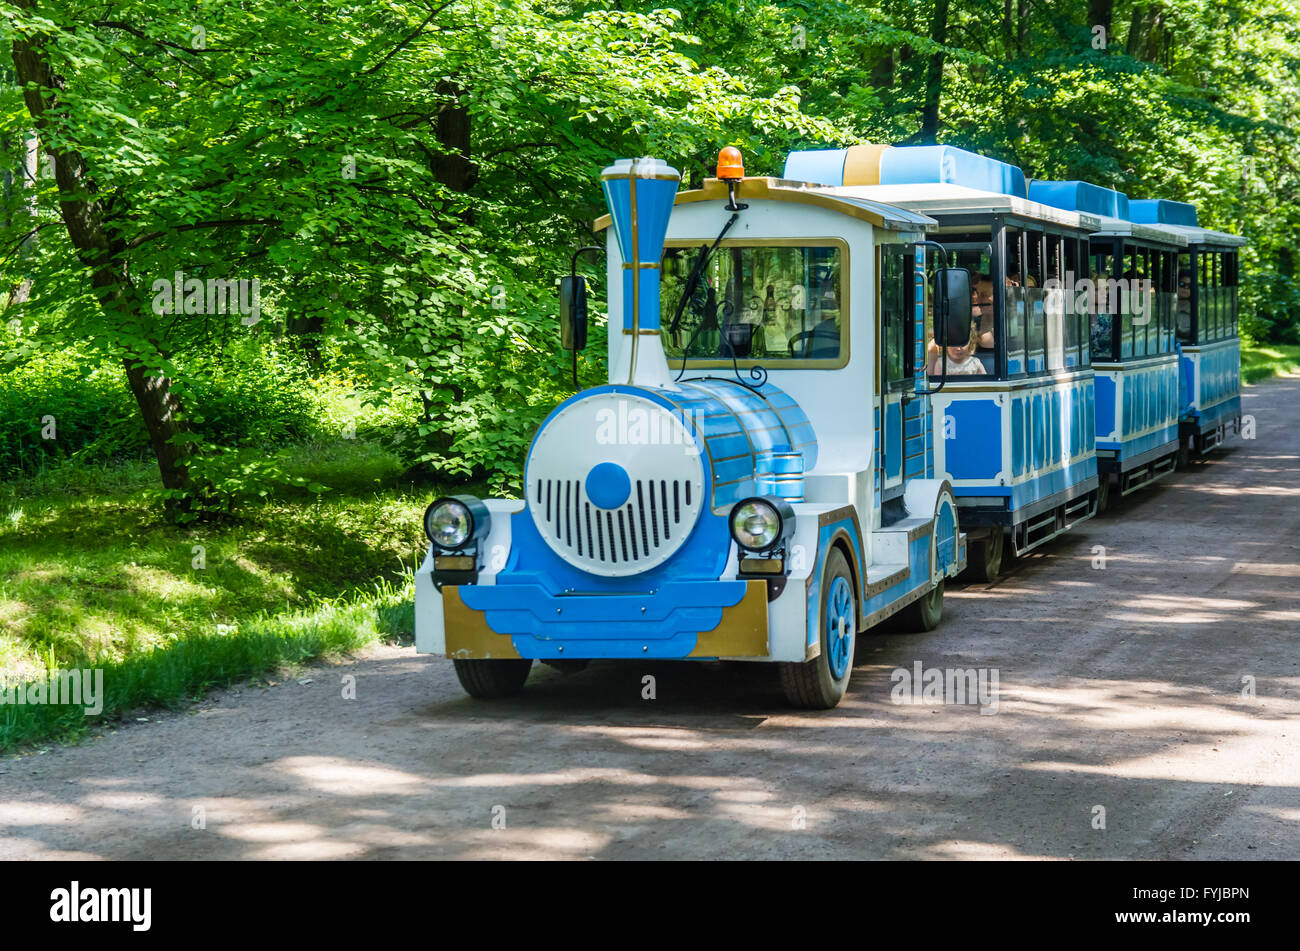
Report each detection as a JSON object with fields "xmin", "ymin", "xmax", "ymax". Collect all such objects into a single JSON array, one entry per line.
[
  {"xmin": 894, "ymin": 580, "xmax": 944, "ymax": 633},
  {"xmin": 778, "ymin": 547, "xmax": 856, "ymax": 709},
  {"xmin": 1095, "ymin": 475, "xmax": 1110, "ymax": 515},
  {"xmin": 453, "ymin": 658, "xmax": 533, "ymax": 698},
  {"xmin": 966, "ymin": 529, "xmax": 1004, "ymax": 583}
]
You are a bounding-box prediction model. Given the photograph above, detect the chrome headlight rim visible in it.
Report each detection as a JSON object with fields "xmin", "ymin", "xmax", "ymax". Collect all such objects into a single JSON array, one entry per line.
[
  {"xmin": 729, "ymin": 496, "xmax": 795, "ymax": 554},
  {"xmin": 424, "ymin": 495, "xmax": 490, "ymax": 551}
]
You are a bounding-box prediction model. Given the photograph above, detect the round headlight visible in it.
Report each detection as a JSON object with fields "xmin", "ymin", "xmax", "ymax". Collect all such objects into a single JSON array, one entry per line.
[
  {"xmin": 424, "ymin": 496, "xmax": 490, "ymax": 550},
  {"xmin": 730, "ymin": 497, "xmax": 794, "ymax": 552}
]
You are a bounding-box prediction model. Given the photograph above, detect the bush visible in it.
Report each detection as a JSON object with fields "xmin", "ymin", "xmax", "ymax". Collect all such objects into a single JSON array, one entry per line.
[
  {"xmin": 0, "ymin": 349, "xmax": 137, "ymax": 478},
  {"xmin": 0, "ymin": 344, "xmax": 333, "ymax": 475}
]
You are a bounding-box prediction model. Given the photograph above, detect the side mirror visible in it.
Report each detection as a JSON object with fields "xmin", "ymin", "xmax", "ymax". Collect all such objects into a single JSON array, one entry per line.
[
  {"xmin": 935, "ymin": 267, "xmax": 973, "ymax": 347},
  {"xmin": 559, "ymin": 275, "xmax": 588, "ymax": 351}
]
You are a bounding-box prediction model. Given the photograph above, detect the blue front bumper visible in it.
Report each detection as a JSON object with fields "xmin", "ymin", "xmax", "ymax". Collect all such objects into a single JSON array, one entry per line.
[{"xmin": 446, "ymin": 579, "xmax": 770, "ymax": 660}]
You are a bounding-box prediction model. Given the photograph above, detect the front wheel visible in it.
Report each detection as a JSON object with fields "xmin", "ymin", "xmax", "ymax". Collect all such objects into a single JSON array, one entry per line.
[
  {"xmin": 453, "ymin": 658, "xmax": 533, "ymax": 698},
  {"xmin": 779, "ymin": 547, "xmax": 857, "ymax": 709}
]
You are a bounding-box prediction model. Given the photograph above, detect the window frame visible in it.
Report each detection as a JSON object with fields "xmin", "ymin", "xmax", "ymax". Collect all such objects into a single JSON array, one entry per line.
[{"xmin": 660, "ymin": 237, "xmax": 852, "ymax": 370}]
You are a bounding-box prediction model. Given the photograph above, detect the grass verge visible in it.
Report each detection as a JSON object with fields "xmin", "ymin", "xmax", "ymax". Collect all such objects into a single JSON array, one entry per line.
[
  {"xmin": 1, "ymin": 579, "xmax": 414, "ymax": 752},
  {"xmin": 1241, "ymin": 343, "xmax": 1300, "ymax": 384}
]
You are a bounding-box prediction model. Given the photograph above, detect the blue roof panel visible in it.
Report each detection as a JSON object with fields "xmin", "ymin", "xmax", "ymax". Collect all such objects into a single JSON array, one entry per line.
[
  {"xmin": 1028, "ymin": 180, "xmax": 1129, "ymax": 219},
  {"xmin": 879, "ymin": 145, "xmax": 1027, "ymax": 198},
  {"xmin": 1129, "ymin": 198, "xmax": 1199, "ymax": 227}
]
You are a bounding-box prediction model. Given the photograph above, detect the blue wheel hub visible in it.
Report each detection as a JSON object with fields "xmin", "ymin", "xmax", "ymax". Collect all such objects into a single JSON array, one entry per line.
[{"xmin": 825, "ymin": 575, "xmax": 854, "ymax": 680}]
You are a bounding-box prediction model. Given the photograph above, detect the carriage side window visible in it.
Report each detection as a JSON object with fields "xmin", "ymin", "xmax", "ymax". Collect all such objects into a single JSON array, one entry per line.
[
  {"xmin": 1158, "ymin": 250, "xmax": 1176, "ymax": 354},
  {"xmin": 1045, "ymin": 233, "xmax": 1066, "ymax": 371},
  {"xmin": 1025, "ymin": 230, "xmax": 1046, "ymax": 374},
  {"xmin": 1089, "ymin": 239, "xmax": 1117, "ymax": 362},
  {"xmin": 1197, "ymin": 250, "xmax": 1215, "ymax": 343},
  {"xmin": 1062, "ymin": 237, "xmax": 1080, "ymax": 367},
  {"xmin": 1213, "ymin": 252, "xmax": 1226, "ymax": 340},
  {"xmin": 661, "ymin": 242, "xmax": 846, "ymax": 367},
  {"xmin": 1226, "ymin": 251, "xmax": 1240, "ymax": 336},
  {"xmin": 1004, "ymin": 227, "xmax": 1026, "ymax": 376},
  {"xmin": 1077, "ymin": 238, "xmax": 1092, "ymax": 366},
  {"xmin": 1133, "ymin": 246, "xmax": 1152, "ymax": 358},
  {"xmin": 1176, "ymin": 252, "xmax": 1194, "ymax": 344}
]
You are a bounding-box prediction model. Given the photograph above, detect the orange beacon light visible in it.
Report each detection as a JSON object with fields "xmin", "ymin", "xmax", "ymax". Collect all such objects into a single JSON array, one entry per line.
[
  {"xmin": 716, "ymin": 146, "xmax": 745, "ymax": 181},
  {"xmin": 716, "ymin": 147, "xmax": 747, "ymax": 210}
]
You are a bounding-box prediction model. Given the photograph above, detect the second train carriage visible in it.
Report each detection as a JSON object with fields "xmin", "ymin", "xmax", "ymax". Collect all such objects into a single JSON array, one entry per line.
[{"xmin": 785, "ymin": 145, "xmax": 1104, "ymax": 580}]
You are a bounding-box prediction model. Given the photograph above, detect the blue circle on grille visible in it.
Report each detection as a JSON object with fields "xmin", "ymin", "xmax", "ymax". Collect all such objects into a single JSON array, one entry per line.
[{"xmin": 586, "ymin": 462, "xmax": 632, "ymax": 509}]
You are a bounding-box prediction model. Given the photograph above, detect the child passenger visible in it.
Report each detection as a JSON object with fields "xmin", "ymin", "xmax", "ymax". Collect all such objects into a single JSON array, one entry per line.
[{"xmin": 928, "ymin": 324, "xmax": 987, "ymax": 376}]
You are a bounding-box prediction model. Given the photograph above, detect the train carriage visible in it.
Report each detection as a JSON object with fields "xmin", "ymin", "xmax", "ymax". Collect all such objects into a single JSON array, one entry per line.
[
  {"xmin": 784, "ymin": 145, "xmax": 1104, "ymax": 580},
  {"xmin": 414, "ymin": 151, "xmax": 968, "ymax": 708},
  {"xmin": 1127, "ymin": 199, "xmax": 1246, "ymax": 457},
  {"xmin": 1028, "ymin": 181, "xmax": 1190, "ymax": 505}
]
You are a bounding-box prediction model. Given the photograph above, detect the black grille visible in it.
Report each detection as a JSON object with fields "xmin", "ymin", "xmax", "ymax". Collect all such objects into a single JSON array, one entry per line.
[{"xmin": 536, "ymin": 478, "xmax": 692, "ymax": 566}]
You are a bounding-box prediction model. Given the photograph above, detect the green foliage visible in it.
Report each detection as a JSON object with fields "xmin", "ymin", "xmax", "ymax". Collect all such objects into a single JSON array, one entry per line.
[
  {"xmin": 0, "ymin": 0, "xmax": 1297, "ymax": 501},
  {"xmin": 1241, "ymin": 342, "xmax": 1300, "ymax": 383},
  {"xmin": 0, "ymin": 341, "xmax": 333, "ymax": 476},
  {"xmin": 0, "ymin": 441, "xmax": 432, "ymax": 679}
]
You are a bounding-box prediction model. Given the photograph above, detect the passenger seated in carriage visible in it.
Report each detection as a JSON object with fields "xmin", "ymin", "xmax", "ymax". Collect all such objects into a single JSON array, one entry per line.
[
  {"xmin": 973, "ymin": 274, "xmax": 995, "ymax": 350},
  {"xmin": 927, "ymin": 323, "xmax": 987, "ymax": 377},
  {"xmin": 1176, "ymin": 268, "xmax": 1193, "ymax": 338}
]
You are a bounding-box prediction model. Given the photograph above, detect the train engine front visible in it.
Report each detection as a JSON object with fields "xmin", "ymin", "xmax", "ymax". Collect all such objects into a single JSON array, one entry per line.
[{"xmin": 416, "ymin": 156, "xmax": 827, "ymax": 699}]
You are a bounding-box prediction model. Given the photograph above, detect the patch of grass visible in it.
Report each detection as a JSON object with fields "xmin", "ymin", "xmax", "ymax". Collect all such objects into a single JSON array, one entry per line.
[
  {"xmin": 1241, "ymin": 343, "xmax": 1300, "ymax": 384},
  {"xmin": 0, "ymin": 578, "xmax": 414, "ymax": 751},
  {"xmin": 0, "ymin": 440, "xmax": 471, "ymax": 681}
]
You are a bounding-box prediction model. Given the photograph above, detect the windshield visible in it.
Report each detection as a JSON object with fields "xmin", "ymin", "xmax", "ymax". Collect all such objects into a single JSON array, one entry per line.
[{"xmin": 660, "ymin": 242, "xmax": 847, "ymax": 367}]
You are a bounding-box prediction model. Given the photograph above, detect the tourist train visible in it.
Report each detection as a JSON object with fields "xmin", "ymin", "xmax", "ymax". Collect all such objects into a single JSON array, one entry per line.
[{"xmin": 414, "ymin": 143, "xmax": 1244, "ymax": 707}]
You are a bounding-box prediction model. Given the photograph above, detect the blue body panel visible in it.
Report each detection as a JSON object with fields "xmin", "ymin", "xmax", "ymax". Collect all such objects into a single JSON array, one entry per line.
[
  {"xmin": 1093, "ymin": 357, "xmax": 1182, "ymax": 466},
  {"xmin": 1179, "ymin": 339, "xmax": 1242, "ymax": 436},
  {"xmin": 937, "ymin": 375, "xmax": 1096, "ymax": 522}
]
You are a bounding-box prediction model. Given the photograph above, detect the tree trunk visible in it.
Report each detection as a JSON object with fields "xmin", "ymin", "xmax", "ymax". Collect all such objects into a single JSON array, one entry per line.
[
  {"xmin": 919, "ymin": 0, "xmax": 950, "ymax": 143},
  {"xmin": 1088, "ymin": 0, "xmax": 1115, "ymax": 39},
  {"xmin": 4, "ymin": 132, "xmax": 38, "ymax": 308},
  {"xmin": 10, "ymin": 2, "xmax": 193, "ymax": 501},
  {"xmin": 434, "ymin": 80, "xmax": 475, "ymax": 215}
]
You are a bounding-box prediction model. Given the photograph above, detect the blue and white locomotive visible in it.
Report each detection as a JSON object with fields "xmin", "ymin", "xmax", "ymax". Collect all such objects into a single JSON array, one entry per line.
[{"xmin": 416, "ymin": 150, "xmax": 967, "ymax": 708}]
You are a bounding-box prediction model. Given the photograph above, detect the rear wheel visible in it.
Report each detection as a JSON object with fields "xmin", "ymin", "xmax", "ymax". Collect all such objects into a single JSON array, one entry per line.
[
  {"xmin": 453, "ymin": 658, "xmax": 533, "ymax": 698},
  {"xmin": 966, "ymin": 529, "xmax": 1004, "ymax": 582},
  {"xmin": 779, "ymin": 547, "xmax": 856, "ymax": 709},
  {"xmin": 894, "ymin": 580, "xmax": 944, "ymax": 633}
]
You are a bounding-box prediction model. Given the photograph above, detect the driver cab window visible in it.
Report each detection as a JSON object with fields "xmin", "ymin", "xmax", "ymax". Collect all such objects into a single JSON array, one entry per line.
[
  {"xmin": 880, "ymin": 244, "xmax": 915, "ymax": 386},
  {"xmin": 660, "ymin": 241, "xmax": 847, "ymax": 367}
]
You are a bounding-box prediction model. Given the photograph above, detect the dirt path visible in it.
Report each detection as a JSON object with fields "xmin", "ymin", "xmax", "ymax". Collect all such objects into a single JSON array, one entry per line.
[{"xmin": 3, "ymin": 377, "xmax": 1298, "ymax": 860}]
